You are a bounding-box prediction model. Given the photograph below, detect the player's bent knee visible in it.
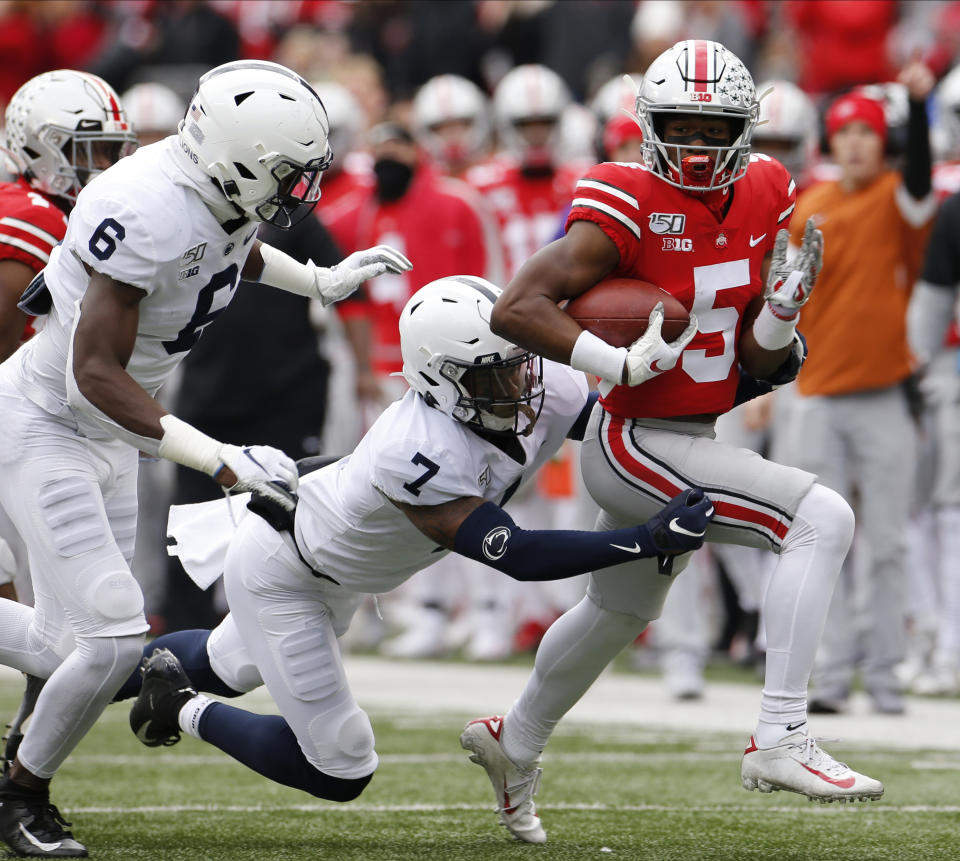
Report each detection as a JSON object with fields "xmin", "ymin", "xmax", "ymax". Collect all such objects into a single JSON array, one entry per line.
[
  {"xmin": 790, "ymin": 483, "xmax": 855, "ymax": 555},
  {"xmin": 307, "ymin": 703, "xmax": 377, "ymax": 777},
  {"xmin": 88, "ymin": 569, "xmax": 145, "ymax": 621}
]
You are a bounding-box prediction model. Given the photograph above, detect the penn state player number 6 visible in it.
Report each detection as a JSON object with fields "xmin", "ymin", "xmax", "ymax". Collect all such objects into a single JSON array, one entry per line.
[
  {"xmin": 162, "ymin": 263, "xmax": 240, "ymax": 354},
  {"xmin": 88, "ymin": 217, "xmax": 126, "ymax": 261},
  {"xmin": 402, "ymin": 452, "xmax": 440, "ymax": 496},
  {"xmin": 683, "ymin": 258, "xmax": 750, "ymax": 383}
]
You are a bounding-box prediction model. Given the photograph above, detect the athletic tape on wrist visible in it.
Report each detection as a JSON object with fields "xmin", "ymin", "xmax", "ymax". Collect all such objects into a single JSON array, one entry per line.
[
  {"xmin": 753, "ymin": 302, "xmax": 799, "ymax": 351},
  {"xmin": 258, "ymin": 242, "xmax": 319, "ymax": 298},
  {"xmin": 569, "ymin": 330, "xmax": 627, "ymax": 384},
  {"xmin": 158, "ymin": 415, "xmax": 225, "ymax": 476}
]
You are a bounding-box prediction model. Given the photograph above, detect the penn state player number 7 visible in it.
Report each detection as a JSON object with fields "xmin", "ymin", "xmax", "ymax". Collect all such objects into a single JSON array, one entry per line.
[{"xmin": 402, "ymin": 452, "xmax": 440, "ymax": 496}]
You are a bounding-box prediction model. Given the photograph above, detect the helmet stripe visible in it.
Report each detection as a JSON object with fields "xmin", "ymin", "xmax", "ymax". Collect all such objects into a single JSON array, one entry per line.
[
  {"xmin": 80, "ymin": 72, "xmax": 125, "ymax": 126},
  {"xmin": 452, "ymin": 275, "xmax": 499, "ymax": 303},
  {"xmin": 693, "ymin": 40, "xmax": 709, "ymax": 92}
]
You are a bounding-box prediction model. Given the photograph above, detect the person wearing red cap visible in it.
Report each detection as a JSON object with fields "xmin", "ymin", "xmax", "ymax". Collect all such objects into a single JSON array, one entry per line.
[
  {"xmin": 602, "ymin": 114, "xmax": 645, "ymax": 163},
  {"xmin": 778, "ymin": 59, "xmax": 938, "ymax": 716}
]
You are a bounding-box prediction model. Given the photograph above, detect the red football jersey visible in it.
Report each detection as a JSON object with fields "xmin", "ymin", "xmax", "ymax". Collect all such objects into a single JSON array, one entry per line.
[
  {"xmin": 566, "ymin": 155, "xmax": 796, "ymax": 419},
  {"xmin": 0, "ymin": 177, "xmax": 68, "ymax": 342},
  {"xmin": 467, "ymin": 157, "xmax": 585, "ymax": 280}
]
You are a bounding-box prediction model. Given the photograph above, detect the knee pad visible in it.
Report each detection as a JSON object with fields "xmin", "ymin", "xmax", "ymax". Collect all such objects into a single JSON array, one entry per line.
[
  {"xmin": 38, "ymin": 476, "xmax": 108, "ymax": 557},
  {"xmin": 85, "ymin": 568, "xmax": 144, "ymax": 622},
  {"xmin": 207, "ymin": 618, "xmax": 262, "ymax": 693},
  {"xmin": 307, "ymin": 702, "xmax": 376, "ymax": 778}
]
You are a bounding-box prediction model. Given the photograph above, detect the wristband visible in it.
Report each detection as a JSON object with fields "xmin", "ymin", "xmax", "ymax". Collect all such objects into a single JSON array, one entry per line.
[
  {"xmin": 157, "ymin": 415, "xmax": 225, "ymax": 476},
  {"xmin": 569, "ymin": 330, "xmax": 627, "ymax": 383},
  {"xmin": 258, "ymin": 243, "xmax": 317, "ymax": 298},
  {"xmin": 752, "ymin": 301, "xmax": 799, "ymax": 351}
]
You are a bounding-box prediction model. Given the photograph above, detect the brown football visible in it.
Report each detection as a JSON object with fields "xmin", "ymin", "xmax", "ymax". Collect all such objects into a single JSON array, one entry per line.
[{"xmin": 564, "ymin": 278, "xmax": 690, "ymax": 348}]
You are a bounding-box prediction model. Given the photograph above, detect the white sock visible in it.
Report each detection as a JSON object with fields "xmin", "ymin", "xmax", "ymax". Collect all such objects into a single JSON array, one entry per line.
[
  {"xmin": 503, "ymin": 596, "xmax": 645, "ymax": 768},
  {"xmin": 756, "ymin": 484, "xmax": 854, "ymax": 747},
  {"xmin": 178, "ymin": 694, "xmax": 214, "ymax": 740}
]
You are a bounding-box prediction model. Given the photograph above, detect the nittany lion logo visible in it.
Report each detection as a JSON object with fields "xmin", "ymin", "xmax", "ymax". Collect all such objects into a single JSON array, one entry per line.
[{"xmin": 482, "ymin": 526, "xmax": 511, "ymax": 560}]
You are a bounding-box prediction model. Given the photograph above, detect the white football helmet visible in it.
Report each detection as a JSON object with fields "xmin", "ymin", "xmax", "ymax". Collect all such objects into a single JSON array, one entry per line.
[
  {"xmin": 121, "ymin": 82, "xmax": 186, "ymax": 138},
  {"xmin": 4, "ymin": 69, "xmax": 138, "ymax": 203},
  {"xmin": 400, "ymin": 276, "xmax": 544, "ymax": 436},
  {"xmin": 180, "ymin": 60, "xmax": 333, "ymax": 228},
  {"xmin": 935, "ymin": 64, "xmax": 960, "ymax": 160},
  {"xmin": 636, "ymin": 39, "xmax": 759, "ymax": 191},
  {"xmin": 412, "ymin": 74, "xmax": 490, "ymax": 171},
  {"xmin": 310, "ymin": 81, "xmax": 365, "ymax": 168},
  {"xmin": 754, "ymin": 80, "xmax": 817, "ymax": 180},
  {"xmin": 589, "ymin": 74, "xmax": 643, "ymax": 127},
  {"xmin": 493, "ymin": 64, "xmax": 571, "ymax": 168}
]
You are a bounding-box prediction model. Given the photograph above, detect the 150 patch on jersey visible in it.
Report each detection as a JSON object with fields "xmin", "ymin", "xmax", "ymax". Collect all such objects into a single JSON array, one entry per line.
[{"xmin": 648, "ymin": 213, "xmax": 686, "ymax": 235}]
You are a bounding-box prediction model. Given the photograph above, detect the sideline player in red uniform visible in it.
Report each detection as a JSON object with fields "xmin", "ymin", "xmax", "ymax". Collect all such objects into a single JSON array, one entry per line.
[{"xmin": 459, "ymin": 40, "xmax": 882, "ymax": 845}]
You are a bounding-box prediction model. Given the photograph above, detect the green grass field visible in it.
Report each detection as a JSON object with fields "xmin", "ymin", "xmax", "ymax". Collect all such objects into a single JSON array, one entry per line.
[{"xmin": 2, "ymin": 666, "xmax": 958, "ymax": 861}]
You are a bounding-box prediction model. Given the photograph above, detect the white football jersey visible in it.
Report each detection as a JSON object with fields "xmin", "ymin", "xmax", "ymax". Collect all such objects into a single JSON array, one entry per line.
[
  {"xmin": 295, "ymin": 360, "xmax": 589, "ymax": 593},
  {"xmin": 6, "ymin": 136, "xmax": 256, "ymax": 442}
]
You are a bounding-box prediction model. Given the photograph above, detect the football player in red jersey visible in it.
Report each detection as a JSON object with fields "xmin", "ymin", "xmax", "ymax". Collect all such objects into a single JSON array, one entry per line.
[{"xmin": 459, "ymin": 41, "xmax": 882, "ymax": 843}]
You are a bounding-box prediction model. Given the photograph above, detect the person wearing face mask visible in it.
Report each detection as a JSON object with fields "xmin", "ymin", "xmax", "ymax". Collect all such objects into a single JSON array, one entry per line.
[{"xmin": 329, "ymin": 122, "xmax": 497, "ymax": 429}]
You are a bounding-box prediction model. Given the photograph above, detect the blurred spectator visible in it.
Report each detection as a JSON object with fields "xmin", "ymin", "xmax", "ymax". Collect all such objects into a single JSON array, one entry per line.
[
  {"xmin": 333, "ymin": 53, "xmax": 391, "ymax": 132},
  {"xmin": 412, "ymin": 74, "xmax": 492, "ymax": 178},
  {"xmin": 330, "ymin": 121, "xmax": 494, "ymax": 420},
  {"xmin": 932, "ymin": 62, "xmax": 960, "ymax": 196},
  {"xmin": 784, "ymin": 0, "xmax": 898, "ymax": 97},
  {"xmin": 781, "ymin": 62, "xmax": 937, "ymax": 715},
  {"xmin": 90, "ymin": 0, "xmax": 239, "ymax": 97},
  {"xmin": 601, "ymin": 113, "xmax": 644, "ymax": 163},
  {"xmin": 753, "ymin": 80, "xmax": 820, "ymax": 190},
  {"xmin": 121, "ymin": 81, "xmax": 186, "ymax": 146},
  {"xmin": 0, "ymin": 2, "xmax": 48, "ymax": 109},
  {"xmin": 272, "ymin": 23, "xmax": 352, "ymax": 83},
  {"xmin": 310, "ymin": 80, "xmax": 374, "ymax": 224}
]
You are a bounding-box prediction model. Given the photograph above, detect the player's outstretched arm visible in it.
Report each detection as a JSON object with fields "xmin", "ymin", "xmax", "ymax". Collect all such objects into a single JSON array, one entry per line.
[
  {"xmin": 72, "ymin": 271, "xmax": 299, "ymax": 510},
  {"xmin": 248, "ymin": 239, "xmax": 412, "ymax": 307},
  {"xmin": 394, "ymin": 488, "xmax": 715, "ymax": 581}
]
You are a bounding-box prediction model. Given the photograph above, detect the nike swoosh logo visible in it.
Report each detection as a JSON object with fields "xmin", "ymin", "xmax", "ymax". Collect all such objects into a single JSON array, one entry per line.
[
  {"xmin": 749, "ymin": 233, "xmax": 766, "ymax": 247},
  {"xmin": 669, "ymin": 517, "xmax": 707, "ymax": 538},
  {"xmin": 19, "ymin": 824, "xmax": 63, "ymax": 852},
  {"xmin": 800, "ymin": 763, "xmax": 856, "ymax": 789},
  {"xmin": 786, "ymin": 721, "xmax": 807, "ymax": 732},
  {"xmin": 610, "ymin": 542, "xmax": 645, "ymax": 554}
]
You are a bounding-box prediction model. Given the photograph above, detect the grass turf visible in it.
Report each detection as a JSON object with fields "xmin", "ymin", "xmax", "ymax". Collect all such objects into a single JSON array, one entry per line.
[{"xmin": 1, "ymin": 674, "xmax": 957, "ymax": 860}]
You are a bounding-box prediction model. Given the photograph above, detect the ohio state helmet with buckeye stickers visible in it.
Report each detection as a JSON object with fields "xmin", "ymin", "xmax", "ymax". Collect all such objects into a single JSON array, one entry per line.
[
  {"xmin": 636, "ymin": 39, "xmax": 759, "ymax": 192},
  {"xmin": 5, "ymin": 70, "xmax": 138, "ymax": 203}
]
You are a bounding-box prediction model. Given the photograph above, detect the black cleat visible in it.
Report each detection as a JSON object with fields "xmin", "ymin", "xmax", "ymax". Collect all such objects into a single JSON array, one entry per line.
[
  {"xmin": 0, "ymin": 787, "xmax": 87, "ymax": 858},
  {"xmin": 129, "ymin": 649, "xmax": 197, "ymax": 748}
]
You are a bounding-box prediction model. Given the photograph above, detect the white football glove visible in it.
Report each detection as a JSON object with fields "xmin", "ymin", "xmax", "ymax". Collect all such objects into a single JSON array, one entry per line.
[
  {"xmin": 622, "ymin": 302, "xmax": 699, "ymax": 386},
  {"xmin": 764, "ymin": 217, "xmax": 823, "ymax": 316},
  {"xmin": 315, "ymin": 245, "xmax": 413, "ymax": 306},
  {"xmin": 216, "ymin": 444, "xmax": 299, "ymax": 512}
]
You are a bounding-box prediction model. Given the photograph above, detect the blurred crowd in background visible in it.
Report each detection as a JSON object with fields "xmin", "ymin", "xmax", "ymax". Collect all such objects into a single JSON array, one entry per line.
[{"xmin": 4, "ymin": 0, "xmax": 960, "ymax": 712}]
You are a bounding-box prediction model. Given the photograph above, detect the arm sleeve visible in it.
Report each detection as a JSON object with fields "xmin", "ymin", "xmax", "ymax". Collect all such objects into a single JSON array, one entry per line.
[
  {"xmin": 903, "ymin": 97, "xmax": 932, "ymax": 201},
  {"xmin": 453, "ymin": 501, "xmax": 660, "ymax": 580}
]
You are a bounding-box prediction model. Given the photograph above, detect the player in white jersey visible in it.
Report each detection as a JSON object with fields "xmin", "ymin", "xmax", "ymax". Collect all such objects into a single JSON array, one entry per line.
[
  {"xmin": 120, "ymin": 276, "xmax": 714, "ymax": 816},
  {"xmin": 0, "ymin": 59, "xmax": 412, "ymax": 858}
]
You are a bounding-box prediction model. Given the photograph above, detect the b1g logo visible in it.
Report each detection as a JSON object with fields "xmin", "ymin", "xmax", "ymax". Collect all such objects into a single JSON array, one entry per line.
[
  {"xmin": 662, "ymin": 237, "xmax": 693, "ymax": 252},
  {"xmin": 648, "ymin": 213, "xmax": 686, "ymax": 235},
  {"xmin": 689, "ymin": 92, "xmax": 713, "ymax": 102}
]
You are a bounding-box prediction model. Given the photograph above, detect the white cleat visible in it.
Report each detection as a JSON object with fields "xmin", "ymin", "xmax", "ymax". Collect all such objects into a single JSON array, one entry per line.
[
  {"xmin": 460, "ymin": 716, "xmax": 546, "ymax": 843},
  {"xmin": 741, "ymin": 733, "xmax": 884, "ymax": 803}
]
